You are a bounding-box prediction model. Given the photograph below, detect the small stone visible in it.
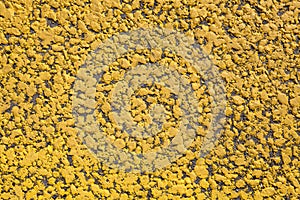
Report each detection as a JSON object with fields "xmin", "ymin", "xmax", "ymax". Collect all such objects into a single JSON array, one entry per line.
[
  {"xmin": 277, "ymin": 92, "xmax": 288, "ymax": 105},
  {"xmin": 236, "ymin": 179, "xmax": 246, "ymax": 188},
  {"xmin": 114, "ymin": 139, "xmax": 126, "ymax": 149},
  {"xmin": 232, "ymin": 95, "xmax": 245, "ymax": 105},
  {"xmin": 261, "ymin": 187, "xmax": 275, "ymax": 197},
  {"xmin": 290, "ymin": 96, "xmax": 300, "ymax": 107},
  {"xmin": 194, "ymin": 165, "xmax": 209, "ymax": 178}
]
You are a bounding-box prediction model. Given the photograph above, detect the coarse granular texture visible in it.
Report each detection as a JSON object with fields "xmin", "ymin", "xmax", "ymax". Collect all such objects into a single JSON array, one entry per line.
[{"xmin": 0, "ymin": 0, "xmax": 300, "ymax": 199}]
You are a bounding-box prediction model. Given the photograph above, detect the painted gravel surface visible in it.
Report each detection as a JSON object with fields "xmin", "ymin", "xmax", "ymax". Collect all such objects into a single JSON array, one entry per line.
[{"xmin": 0, "ymin": 0, "xmax": 299, "ymax": 199}]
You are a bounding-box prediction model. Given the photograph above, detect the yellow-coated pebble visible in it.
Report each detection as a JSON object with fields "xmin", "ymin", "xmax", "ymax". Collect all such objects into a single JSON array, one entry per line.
[{"xmin": 114, "ymin": 139, "xmax": 126, "ymax": 149}]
